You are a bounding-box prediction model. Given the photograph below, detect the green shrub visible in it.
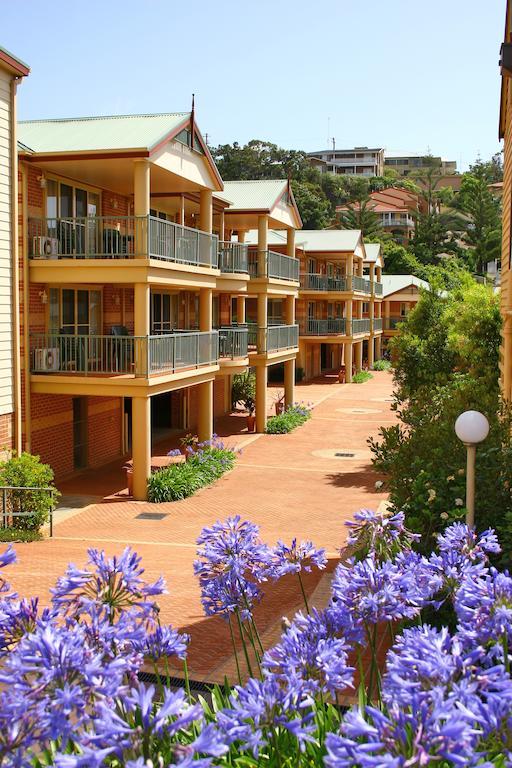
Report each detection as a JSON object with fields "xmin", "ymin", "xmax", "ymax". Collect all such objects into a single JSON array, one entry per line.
[
  {"xmin": 372, "ymin": 359, "xmax": 392, "ymax": 371},
  {"xmin": 352, "ymin": 371, "xmax": 373, "ymax": 383},
  {"xmin": 0, "ymin": 452, "xmax": 59, "ymax": 531},
  {"xmin": 147, "ymin": 445, "xmax": 236, "ymax": 503},
  {"xmin": 265, "ymin": 404, "xmax": 311, "ymax": 434},
  {"xmin": 231, "ymin": 371, "xmax": 256, "ymax": 409},
  {"xmin": 0, "ymin": 528, "xmax": 42, "ymax": 542}
]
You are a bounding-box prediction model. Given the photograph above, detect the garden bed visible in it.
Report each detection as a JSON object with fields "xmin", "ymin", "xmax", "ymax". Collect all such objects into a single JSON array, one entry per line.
[{"xmin": 265, "ymin": 404, "xmax": 312, "ymax": 434}]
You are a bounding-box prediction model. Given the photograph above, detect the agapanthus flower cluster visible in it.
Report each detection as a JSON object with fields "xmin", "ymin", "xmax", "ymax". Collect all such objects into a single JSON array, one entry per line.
[
  {"xmin": 345, "ymin": 508, "xmax": 420, "ymax": 562},
  {"xmin": 194, "ymin": 516, "xmax": 272, "ymax": 620},
  {"xmin": 0, "ymin": 543, "xmax": 16, "ymax": 595},
  {"xmin": 266, "ymin": 538, "xmax": 327, "ymax": 579},
  {"xmin": 455, "ymin": 567, "xmax": 512, "ymax": 661}
]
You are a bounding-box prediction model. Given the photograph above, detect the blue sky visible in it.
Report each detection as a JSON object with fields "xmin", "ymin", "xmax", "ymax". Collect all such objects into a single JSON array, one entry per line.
[{"xmin": 2, "ymin": 0, "xmax": 505, "ymax": 171}]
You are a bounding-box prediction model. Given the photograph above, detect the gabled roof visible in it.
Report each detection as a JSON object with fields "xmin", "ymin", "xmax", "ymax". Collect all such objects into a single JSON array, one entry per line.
[
  {"xmin": 221, "ymin": 180, "xmax": 290, "ymax": 211},
  {"xmin": 0, "ymin": 46, "xmax": 29, "ymax": 77},
  {"xmin": 382, "ymin": 274, "xmax": 430, "ymax": 297},
  {"xmin": 244, "ymin": 227, "xmax": 363, "ymax": 254},
  {"xmin": 363, "ymin": 243, "xmax": 381, "ymax": 263},
  {"xmin": 17, "ymin": 112, "xmax": 191, "ymax": 154}
]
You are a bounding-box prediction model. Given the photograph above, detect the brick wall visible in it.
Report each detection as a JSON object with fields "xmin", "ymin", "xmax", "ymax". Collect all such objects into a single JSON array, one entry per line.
[
  {"xmin": 0, "ymin": 413, "xmax": 13, "ymax": 451},
  {"xmin": 88, "ymin": 397, "xmax": 122, "ymax": 468},
  {"xmin": 213, "ymin": 378, "xmax": 225, "ymax": 417}
]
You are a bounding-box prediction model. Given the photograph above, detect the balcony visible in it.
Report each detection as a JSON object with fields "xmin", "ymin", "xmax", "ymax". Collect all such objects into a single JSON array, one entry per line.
[
  {"xmin": 384, "ymin": 317, "xmax": 404, "ymax": 331},
  {"xmin": 374, "ymin": 283, "xmax": 383, "ymax": 296},
  {"xmin": 381, "ymin": 217, "xmax": 415, "ymax": 228},
  {"xmin": 248, "ymin": 249, "xmax": 299, "ymax": 282},
  {"xmin": 30, "ymin": 331, "xmax": 219, "ymax": 378},
  {"xmin": 373, "ymin": 318, "xmax": 383, "ymax": 332},
  {"xmin": 218, "ymin": 242, "xmax": 249, "ymax": 274},
  {"xmin": 28, "ymin": 216, "xmax": 219, "ymax": 269},
  {"xmin": 352, "ymin": 319, "xmax": 371, "ymax": 335},
  {"xmin": 300, "ymin": 273, "xmax": 348, "ymax": 292},
  {"xmin": 246, "ymin": 323, "xmax": 299, "ymax": 354},
  {"xmin": 300, "ymin": 318, "xmax": 346, "ymax": 336},
  {"xmin": 218, "ymin": 327, "xmax": 248, "ymax": 359},
  {"xmin": 352, "ymin": 276, "xmax": 372, "ymax": 294}
]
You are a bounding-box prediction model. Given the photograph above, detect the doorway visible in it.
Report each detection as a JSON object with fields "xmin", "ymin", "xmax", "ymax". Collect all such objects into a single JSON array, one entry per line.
[
  {"xmin": 321, "ymin": 344, "xmax": 330, "ymax": 371},
  {"xmin": 72, "ymin": 397, "xmax": 88, "ymax": 470}
]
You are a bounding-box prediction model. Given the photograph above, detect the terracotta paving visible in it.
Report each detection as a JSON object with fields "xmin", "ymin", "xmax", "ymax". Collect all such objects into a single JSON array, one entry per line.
[{"xmin": 6, "ymin": 371, "xmax": 397, "ymax": 683}]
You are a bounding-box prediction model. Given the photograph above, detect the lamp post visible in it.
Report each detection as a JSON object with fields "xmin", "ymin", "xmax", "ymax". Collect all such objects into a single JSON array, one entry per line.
[{"xmin": 454, "ymin": 410, "xmax": 490, "ymax": 528}]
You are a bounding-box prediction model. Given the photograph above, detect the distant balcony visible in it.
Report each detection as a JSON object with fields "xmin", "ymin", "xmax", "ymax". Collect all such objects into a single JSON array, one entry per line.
[
  {"xmin": 246, "ymin": 323, "xmax": 299, "ymax": 354},
  {"xmin": 352, "ymin": 318, "xmax": 371, "ymax": 335},
  {"xmin": 300, "ymin": 273, "xmax": 348, "ymax": 292},
  {"xmin": 29, "ymin": 216, "xmax": 219, "ymax": 269},
  {"xmin": 30, "ymin": 331, "xmax": 219, "ymax": 377},
  {"xmin": 218, "ymin": 326, "xmax": 248, "ymax": 359},
  {"xmin": 381, "ymin": 217, "xmax": 415, "ymax": 228},
  {"xmin": 374, "ymin": 283, "xmax": 383, "ymax": 296},
  {"xmin": 300, "ymin": 318, "xmax": 346, "ymax": 336},
  {"xmin": 218, "ymin": 242, "xmax": 249, "ymax": 274},
  {"xmin": 352, "ymin": 276, "xmax": 372, "ymax": 294},
  {"xmin": 248, "ymin": 249, "xmax": 299, "ymax": 282},
  {"xmin": 373, "ymin": 318, "xmax": 383, "ymax": 331}
]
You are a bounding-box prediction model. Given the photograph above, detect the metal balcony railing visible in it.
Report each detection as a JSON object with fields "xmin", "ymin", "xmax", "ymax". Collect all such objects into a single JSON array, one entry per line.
[
  {"xmin": 218, "ymin": 242, "xmax": 249, "ymax": 274},
  {"xmin": 218, "ymin": 327, "xmax": 248, "ymax": 359},
  {"xmin": 300, "ymin": 318, "xmax": 346, "ymax": 336},
  {"xmin": 30, "ymin": 331, "xmax": 219, "ymax": 377},
  {"xmin": 28, "ymin": 215, "xmax": 219, "ymax": 268},
  {"xmin": 374, "ymin": 283, "xmax": 383, "ymax": 296},
  {"xmin": 300, "ymin": 273, "xmax": 348, "ymax": 292},
  {"xmin": 352, "ymin": 319, "xmax": 371, "ymax": 335},
  {"xmin": 248, "ymin": 249, "xmax": 299, "ymax": 282},
  {"xmin": 265, "ymin": 324, "xmax": 299, "ymax": 353},
  {"xmin": 373, "ymin": 318, "xmax": 383, "ymax": 331},
  {"xmin": 352, "ymin": 276, "xmax": 372, "ymax": 294}
]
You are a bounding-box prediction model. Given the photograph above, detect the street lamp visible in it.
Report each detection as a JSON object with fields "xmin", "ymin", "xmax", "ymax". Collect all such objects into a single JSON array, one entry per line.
[{"xmin": 454, "ymin": 410, "xmax": 490, "ymax": 528}]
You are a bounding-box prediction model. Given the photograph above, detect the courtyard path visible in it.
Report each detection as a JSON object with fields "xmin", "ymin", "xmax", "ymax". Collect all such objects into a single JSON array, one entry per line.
[{"xmin": 7, "ymin": 371, "xmax": 397, "ymax": 683}]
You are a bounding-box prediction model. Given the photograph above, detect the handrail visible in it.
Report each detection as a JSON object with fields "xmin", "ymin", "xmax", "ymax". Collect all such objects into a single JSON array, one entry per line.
[
  {"xmin": 218, "ymin": 242, "xmax": 249, "ymax": 274},
  {"xmin": 247, "ymin": 249, "xmax": 299, "ymax": 282},
  {"xmin": 300, "ymin": 318, "xmax": 346, "ymax": 335},
  {"xmin": 300, "ymin": 273, "xmax": 348, "ymax": 292},
  {"xmin": 352, "ymin": 318, "xmax": 371, "ymax": 335},
  {"xmin": 218, "ymin": 326, "xmax": 248, "ymax": 359},
  {"xmin": 30, "ymin": 331, "xmax": 219, "ymax": 377},
  {"xmin": 0, "ymin": 485, "xmax": 55, "ymax": 537}
]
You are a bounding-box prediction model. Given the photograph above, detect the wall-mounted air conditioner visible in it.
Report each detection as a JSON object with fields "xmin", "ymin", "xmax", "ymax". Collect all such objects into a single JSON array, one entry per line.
[
  {"xmin": 32, "ymin": 236, "xmax": 59, "ymax": 258},
  {"xmin": 33, "ymin": 348, "xmax": 60, "ymax": 372}
]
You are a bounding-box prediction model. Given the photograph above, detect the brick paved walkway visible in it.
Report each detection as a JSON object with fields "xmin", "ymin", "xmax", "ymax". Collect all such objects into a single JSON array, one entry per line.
[{"xmin": 7, "ymin": 371, "xmax": 396, "ymax": 683}]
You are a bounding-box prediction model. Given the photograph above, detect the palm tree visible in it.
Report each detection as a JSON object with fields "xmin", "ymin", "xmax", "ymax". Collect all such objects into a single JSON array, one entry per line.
[{"xmin": 337, "ymin": 197, "xmax": 383, "ymax": 239}]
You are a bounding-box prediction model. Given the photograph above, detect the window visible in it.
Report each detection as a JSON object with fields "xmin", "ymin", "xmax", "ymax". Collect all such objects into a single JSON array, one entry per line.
[
  {"xmin": 268, "ymin": 299, "xmax": 283, "ymax": 325},
  {"xmin": 327, "ymin": 302, "xmax": 334, "ymax": 319},
  {"xmin": 307, "ymin": 302, "xmax": 316, "ymax": 319},
  {"xmin": 46, "ymin": 179, "xmax": 100, "ymax": 220},
  {"xmin": 363, "ymin": 302, "xmax": 370, "ymax": 313},
  {"xmin": 400, "ymin": 303, "xmax": 407, "ymax": 317},
  {"xmin": 49, "ymin": 288, "xmax": 102, "ymax": 335},
  {"xmin": 151, "ymin": 292, "xmax": 178, "ymax": 334}
]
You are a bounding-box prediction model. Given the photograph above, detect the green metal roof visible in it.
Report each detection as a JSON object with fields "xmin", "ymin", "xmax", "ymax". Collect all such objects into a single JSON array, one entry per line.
[
  {"xmin": 381, "ymin": 274, "xmax": 430, "ymax": 297},
  {"xmin": 222, "ymin": 180, "xmax": 288, "ymax": 211},
  {"xmin": 17, "ymin": 112, "xmax": 190, "ymax": 154},
  {"xmin": 289, "ymin": 229, "xmax": 362, "ymax": 253}
]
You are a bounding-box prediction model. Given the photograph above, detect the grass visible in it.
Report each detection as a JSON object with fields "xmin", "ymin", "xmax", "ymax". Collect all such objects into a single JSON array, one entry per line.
[
  {"xmin": 353, "ymin": 371, "xmax": 374, "ymax": 384},
  {"xmin": 147, "ymin": 445, "xmax": 237, "ymax": 503},
  {"xmin": 0, "ymin": 528, "xmax": 43, "ymax": 542},
  {"xmin": 265, "ymin": 404, "xmax": 311, "ymax": 434}
]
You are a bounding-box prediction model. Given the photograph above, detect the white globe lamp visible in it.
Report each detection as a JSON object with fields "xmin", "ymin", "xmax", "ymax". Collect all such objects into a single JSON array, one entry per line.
[{"xmin": 454, "ymin": 410, "xmax": 489, "ymax": 528}]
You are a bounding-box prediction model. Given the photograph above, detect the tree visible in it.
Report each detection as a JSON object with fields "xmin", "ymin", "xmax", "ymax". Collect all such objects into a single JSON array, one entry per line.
[
  {"xmin": 211, "ymin": 140, "xmax": 319, "ymax": 184},
  {"xmin": 452, "ymin": 174, "xmax": 502, "ymax": 273},
  {"xmin": 291, "ymin": 181, "xmax": 332, "ymax": 229},
  {"xmin": 376, "ymin": 241, "xmax": 426, "ymax": 277},
  {"xmin": 338, "ymin": 197, "xmax": 382, "ymax": 238},
  {"xmin": 469, "ymin": 152, "xmax": 504, "ymax": 184}
]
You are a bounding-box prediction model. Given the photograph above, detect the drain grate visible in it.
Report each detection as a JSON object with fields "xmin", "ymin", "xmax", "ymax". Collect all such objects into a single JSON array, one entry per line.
[
  {"xmin": 136, "ymin": 512, "xmax": 169, "ymax": 520},
  {"xmin": 335, "ymin": 452, "xmax": 355, "ymax": 458}
]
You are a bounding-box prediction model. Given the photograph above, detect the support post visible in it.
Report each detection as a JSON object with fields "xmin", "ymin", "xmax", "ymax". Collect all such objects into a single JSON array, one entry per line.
[
  {"xmin": 133, "ymin": 160, "xmax": 150, "ymax": 258},
  {"xmin": 368, "ymin": 336, "xmax": 375, "ymax": 369},
  {"xmin": 198, "ymin": 381, "xmax": 213, "ymax": 443},
  {"xmin": 355, "ymin": 341, "xmax": 363, "ymax": 373},
  {"xmin": 199, "ymin": 190, "xmax": 213, "ymax": 233},
  {"xmin": 465, "ymin": 443, "xmax": 476, "ymax": 528},
  {"xmin": 258, "ymin": 215, "xmax": 268, "ymax": 277},
  {"xmin": 257, "ymin": 293, "xmax": 268, "ymax": 354},
  {"xmin": 237, "ymin": 296, "xmax": 246, "ymax": 324},
  {"xmin": 287, "ymin": 227, "xmax": 295, "ymax": 258},
  {"xmin": 256, "ymin": 365, "xmax": 268, "ymax": 433},
  {"xmin": 132, "ymin": 396, "xmax": 151, "ymax": 501},
  {"xmin": 199, "ymin": 288, "xmax": 213, "ymax": 332},
  {"xmin": 284, "ymin": 358, "xmax": 295, "ymax": 408},
  {"xmin": 345, "ymin": 343, "xmax": 353, "ymax": 383}
]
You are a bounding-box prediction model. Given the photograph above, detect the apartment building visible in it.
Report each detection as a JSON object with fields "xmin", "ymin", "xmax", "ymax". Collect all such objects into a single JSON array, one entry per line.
[
  {"xmin": 245, "ymin": 229, "xmax": 384, "ymax": 381},
  {"xmin": 500, "ymin": 0, "xmax": 512, "ymax": 399},
  {"xmin": 307, "ymin": 147, "xmax": 385, "ymax": 177},
  {"xmin": 16, "ymin": 112, "xmax": 301, "ymax": 499},
  {"xmin": 384, "ymin": 152, "xmax": 457, "ymax": 177},
  {"xmin": 0, "ymin": 48, "xmax": 29, "ymax": 455},
  {"xmin": 381, "ymin": 275, "xmax": 429, "ymax": 347},
  {"xmin": 337, "ymin": 187, "xmax": 423, "ymax": 245}
]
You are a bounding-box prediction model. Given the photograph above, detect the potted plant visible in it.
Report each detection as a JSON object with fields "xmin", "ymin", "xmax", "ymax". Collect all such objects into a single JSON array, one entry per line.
[
  {"xmin": 274, "ymin": 390, "xmax": 285, "ymax": 415},
  {"xmin": 338, "ymin": 365, "xmax": 346, "ymax": 384},
  {"xmin": 179, "ymin": 433, "xmax": 197, "ymax": 458},
  {"xmin": 244, "ymin": 397, "xmax": 256, "ymax": 432}
]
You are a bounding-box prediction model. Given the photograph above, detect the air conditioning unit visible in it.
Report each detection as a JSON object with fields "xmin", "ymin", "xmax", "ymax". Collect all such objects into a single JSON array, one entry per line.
[
  {"xmin": 33, "ymin": 348, "xmax": 60, "ymax": 372},
  {"xmin": 32, "ymin": 236, "xmax": 59, "ymax": 258}
]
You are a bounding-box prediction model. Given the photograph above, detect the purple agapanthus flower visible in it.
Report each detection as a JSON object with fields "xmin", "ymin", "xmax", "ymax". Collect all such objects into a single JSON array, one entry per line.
[
  {"xmin": 265, "ymin": 539, "xmax": 327, "ymax": 580},
  {"xmin": 345, "ymin": 508, "xmax": 420, "ymax": 562},
  {"xmin": 263, "ymin": 608, "xmax": 353, "ymax": 695},
  {"xmin": 132, "ymin": 624, "xmax": 189, "ymax": 661},
  {"xmin": 0, "ymin": 544, "xmax": 16, "ymax": 596},
  {"xmin": 455, "ymin": 567, "xmax": 512, "ymax": 660},
  {"xmin": 194, "ymin": 516, "xmax": 272, "ymax": 620}
]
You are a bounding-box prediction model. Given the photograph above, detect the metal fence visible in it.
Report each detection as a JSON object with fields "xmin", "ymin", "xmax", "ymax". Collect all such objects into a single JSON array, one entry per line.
[
  {"xmin": 352, "ymin": 276, "xmax": 372, "ymax": 293},
  {"xmin": 374, "ymin": 283, "xmax": 383, "ymax": 296},
  {"xmin": 218, "ymin": 327, "xmax": 248, "ymax": 359},
  {"xmin": 149, "ymin": 217, "xmax": 218, "ymax": 268},
  {"xmin": 300, "ymin": 318, "xmax": 346, "ymax": 335},
  {"xmin": 300, "ymin": 274, "xmax": 348, "ymax": 292},
  {"xmin": 266, "ymin": 324, "xmax": 299, "ymax": 353},
  {"xmin": 30, "ymin": 331, "xmax": 219, "ymax": 377},
  {"xmin": 0, "ymin": 485, "xmax": 56, "ymax": 537},
  {"xmin": 373, "ymin": 318, "xmax": 383, "ymax": 331},
  {"xmin": 247, "ymin": 249, "xmax": 299, "ymax": 282},
  {"xmin": 218, "ymin": 242, "xmax": 249, "ymax": 273},
  {"xmin": 352, "ymin": 318, "xmax": 371, "ymax": 334}
]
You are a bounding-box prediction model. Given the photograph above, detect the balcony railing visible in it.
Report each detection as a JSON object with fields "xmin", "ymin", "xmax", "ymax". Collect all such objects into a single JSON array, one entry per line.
[
  {"xmin": 218, "ymin": 242, "xmax": 249, "ymax": 274},
  {"xmin": 373, "ymin": 318, "xmax": 383, "ymax": 332},
  {"xmin": 218, "ymin": 327, "xmax": 248, "ymax": 359},
  {"xmin": 300, "ymin": 318, "xmax": 346, "ymax": 336},
  {"xmin": 352, "ymin": 276, "xmax": 372, "ymax": 293},
  {"xmin": 352, "ymin": 319, "xmax": 371, "ymax": 335},
  {"xmin": 28, "ymin": 215, "xmax": 219, "ymax": 268},
  {"xmin": 300, "ymin": 273, "xmax": 348, "ymax": 292},
  {"xmin": 374, "ymin": 283, "xmax": 383, "ymax": 296},
  {"xmin": 381, "ymin": 217, "xmax": 415, "ymax": 227},
  {"xmin": 30, "ymin": 331, "xmax": 218, "ymax": 377},
  {"xmin": 248, "ymin": 249, "xmax": 299, "ymax": 282},
  {"xmin": 266, "ymin": 324, "xmax": 299, "ymax": 353}
]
